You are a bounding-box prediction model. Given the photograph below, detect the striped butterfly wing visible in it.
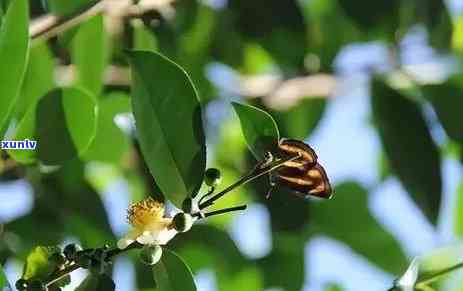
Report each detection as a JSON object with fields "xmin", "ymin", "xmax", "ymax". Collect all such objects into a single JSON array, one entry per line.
[{"xmin": 273, "ymin": 139, "xmax": 332, "ymax": 199}]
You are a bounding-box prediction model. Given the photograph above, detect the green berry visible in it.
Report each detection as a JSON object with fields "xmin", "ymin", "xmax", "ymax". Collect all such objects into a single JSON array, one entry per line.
[
  {"xmin": 140, "ymin": 245, "xmax": 163, "ymax": 265},
  {"xmin": 15, "ymin": 278, "xmax": 28, "ymax": 290},
  {"xmin": 63, "ymin": 244, "xmax": 81, "ymax": 260},
  {"xmin": 173, "ymin": 212, "xmax": 194, "ymax": 232},
  {"xmin": 204, "ymin": 168, "xmax": 222, "ymax": 187}
]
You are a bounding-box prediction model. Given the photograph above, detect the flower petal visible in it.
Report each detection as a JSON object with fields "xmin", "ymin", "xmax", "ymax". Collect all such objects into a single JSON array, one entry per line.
[
  {"xmin": 117, "ymin": 238, "xmax": 134, "ymax": 249},
  {"xmin": 396, "ymin": 257, "xmax": 420, "ymax": 291}
]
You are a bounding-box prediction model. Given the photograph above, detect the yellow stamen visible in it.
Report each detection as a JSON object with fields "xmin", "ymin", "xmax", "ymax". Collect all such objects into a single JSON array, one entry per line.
[{"xmin": 127, "ymin": 197, "xmax": 165, "ymax": 228}]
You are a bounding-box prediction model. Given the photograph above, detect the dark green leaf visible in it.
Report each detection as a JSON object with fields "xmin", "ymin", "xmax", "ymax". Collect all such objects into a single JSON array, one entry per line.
[
  {"xmin": 152, "ymin": 249, "xmax": 196, "ymax": 291},
  {"xmin": 22, "ymin": 246, "xmax": 60, "ymax": 281},
  {"xmin": 71, "ymin": 14, "xmax": 109, "ymax": 96},
  {"xmin": 75, "ymin": 273, "xmax": 115, "ymax": 291},
  {"xmin": 271, "ymin": 98, "xmax": 326, "ymax": 140},
  {"xmin": 0, "ymin": 0, "xmax": 29, "ymax": 138},
  {"xmin": 372, "ymin": 78, "xmax": 442, "ymax": 224},
  {"xmin": 232, "ymin": 102, "xmax": 280, "ymax": 160},
  {"xmin": 128, "ymin": 50, "xmax": 206, "ymax": 206},
  {"xmin": 311, "ymin": 182, "xmax": 408, "ymax": 274},
  {"xmin": 0, "ymin": 265, "xmax": 12, "ymax": 290},
  {"xmin": 83, "ymin": 92, "xmax": 131, "ymax": 164},
  {"xmin": 14, "ymin": 41, "xmax": 55, "ymax": 119},
  {"xmin": 9, "ymin": 87, "xmax": 98, "ymax": 165},
  {"xmin": 421, "ymin": 79, "xmax": 463, "ymax": 146},
  {"xmin": 46, "ymin": 0, "xmax": 96, "ymax": 16}
]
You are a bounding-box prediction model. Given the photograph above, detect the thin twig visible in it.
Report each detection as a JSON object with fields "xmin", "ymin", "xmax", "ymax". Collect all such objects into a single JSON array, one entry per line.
[
  {"xmin": 45, "ymin": 242, "xmax": 142, "ymax": 288},
  {"xmin": 198, "ymin": 154, "xmax": 300, "ymax": 210}
]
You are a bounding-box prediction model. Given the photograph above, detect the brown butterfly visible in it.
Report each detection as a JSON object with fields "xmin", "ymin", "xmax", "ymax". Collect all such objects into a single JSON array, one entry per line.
[{"xmin": 270, "ymin": 138, "xmax": 332, "ymax": 199}]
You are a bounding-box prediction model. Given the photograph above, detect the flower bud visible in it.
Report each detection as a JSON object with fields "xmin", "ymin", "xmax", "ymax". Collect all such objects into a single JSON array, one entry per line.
[
  {"xmin": 204, "ymin": 168, "xmax": 222, "ymax": 187},
  {"xmin": 140, "ymin": 245, "xmax": 163, "ymax": 266},
  {"xmin": 15, "ymin": 279, "xmax": 28, "ymax": 290},
  {"xmin": 173, "ymin": 212, "xmax": 194, "ymax": 232}
]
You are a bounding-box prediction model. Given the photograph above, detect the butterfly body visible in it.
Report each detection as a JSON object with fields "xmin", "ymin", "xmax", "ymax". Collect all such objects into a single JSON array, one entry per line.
[{"xmin": 271, "ymin": 139, "xmax": 332, "ymax": 199}]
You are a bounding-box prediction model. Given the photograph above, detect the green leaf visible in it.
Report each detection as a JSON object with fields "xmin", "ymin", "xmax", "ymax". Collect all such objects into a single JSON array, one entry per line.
[
  {"xmin": 132, "ymin": 20, "xmax": 158, "ymax": 51},
  {"xmin": 271, "ymin": 98, "xmax": 326, "ymax": 140},
  {"xmin": 15, "ymin": 41, "xmax": 55, "ymax": 119},
  {"xmin": 232, "ymin": 102, "xmax": 280, "ymax": 160},
  {"xmin": 83, "ymin": 92, "xmax": 131, "ymax": 164},
  {"xmin": 128, "ymin": 50, "xmax": 206, "ymax": 206},
  {"xmin": 371, "ymin": 78, "xmax": 442, "ymax": 225},
  {"xmin": 152, "ymin": 249, "xmax": 197, "ymax": 291},
  {"xmin": 22, "ymin": 246, "xmax": 60, "ymax": 281},
  {"xmin": 46, "ymin": 0, "xmax": 96, "ymax": 16},
  {"xmin": 454, "ymin": 183, "xmax": 463, "ymax": 237},
  {"xmin": 0, "ymin": 0, "xmax": 29, "ymax": 139},
  {"xmin": 8, "ymin": 87, "xmax": 98, "ymax": 165},
  {"xmin": 311, "ymin": 182, "xmax": 408, "ymax": 274},
  {"xmin": 421, "ymin": 79, "xmax": 463, "ymax": 147},
  {"xmin": 71, "ymin": 14, "xmax": 109, "ymax": 97},
  {"xmin": 75, "ymin": 274, "xmax": 115, "ymax": 291},
  {"xmin": 0, "ymin": 265, "xmax": 12, "ymax": 290},
  {"xmin": 324, "ymin": 282, "xmax": 344, "ymax": 291}
]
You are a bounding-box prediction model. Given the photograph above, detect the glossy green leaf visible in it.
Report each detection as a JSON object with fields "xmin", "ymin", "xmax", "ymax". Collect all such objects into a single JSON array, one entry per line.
[
  {"xmin": 15, "ymin": 41, "xmax": 55, "ymax": 119},
  {"xmin": 0, "ymin": 265, "xmax": 11, "ymax": 290},
  {"xmin": 132, "ymin": 20, "xmax": 158, "ymax": 51},
  {"xmin": 421, "ymin": 80, "xmax": 463, "ymax": 147},
  {"xmin": 372, "ymin": 78, "xmax": 442, "ymax": 225},
  {"xmin": 311, "ymin": 182, "xmax": 408, "ymax": 274},
  {"xmin": 72, "ymin": 14, "xmax": 108, "ymax": 97},
  {"xmin": 76, "ymin": 273, "xmax": 115, "ymax": 291},
  {"xmin": 22, "ymin": 246, "xmax": 60, "ymax": 280},
  {"xmin": 46, "ymin": 0, "xmax": 96, "ymax": 16},
  {"xmin": 84, "ymin": 92, "xmax": 131, "ymax": 164},
  {"xmin": 152, "ymin": 249, "xmax": 197, "ymax": 291},
  {"xmin": 8, "ymin": 87, "xmax": 98, "ymax": 165},
  {"xmin": 0, "ymin": 0, "xmax": 29, "ymax": 139},
  {"xmin": 128, "ymin": 50, "xmax": 206, "ymax": 206},
  {"xmin": 232, "ymin": 102, "xmax": 280, "ymax": 160},
  {"xmin": 271, "ymin": 98, "xmax": 326, "ymax": 140},
  {"xmin": 454, "ymin": 183, "xmax": 463, "ymax": 237}
]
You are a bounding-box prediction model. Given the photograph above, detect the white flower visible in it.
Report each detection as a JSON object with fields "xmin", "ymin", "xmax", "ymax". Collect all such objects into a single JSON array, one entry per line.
[
  {"xmin": 117, "ymin": 197, "xmax": 178, "ymax": 249},
  {"xmin": 394, "ymin": 257, "xmax": 420, "ymax": 291}
]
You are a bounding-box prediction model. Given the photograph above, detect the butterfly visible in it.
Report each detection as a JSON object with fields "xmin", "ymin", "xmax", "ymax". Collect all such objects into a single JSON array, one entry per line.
[{"xmin": 269, "ymin": 138, "xmax": 332, "ymax": 199}]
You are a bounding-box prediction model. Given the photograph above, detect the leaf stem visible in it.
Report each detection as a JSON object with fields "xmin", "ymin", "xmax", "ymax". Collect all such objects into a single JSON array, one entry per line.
[
  {"xmin": 416, "ymin": 261, "xmax": 463, "ymax": 287},
  {"xmin": 198, "ymin": 154, "xmax": 299, "ymax": 210},
  {"xmin": 193, "ymin": 205, "xmax": 247, "ymax": 218}
]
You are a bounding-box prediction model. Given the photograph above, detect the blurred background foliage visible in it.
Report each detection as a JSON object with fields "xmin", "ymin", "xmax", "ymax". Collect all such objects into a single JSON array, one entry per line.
[{"xmin": 1, "ymin": 0, "xmax": 463, "ymax": 290}]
